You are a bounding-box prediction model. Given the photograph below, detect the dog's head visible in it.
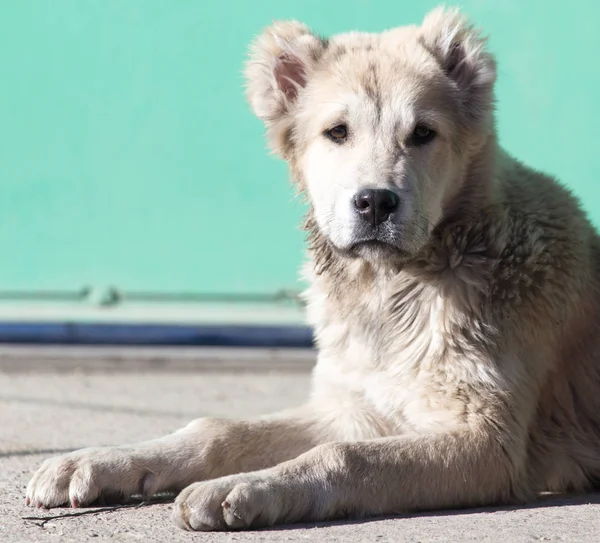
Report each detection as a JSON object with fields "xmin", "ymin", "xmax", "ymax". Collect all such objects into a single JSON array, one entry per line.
[{"xmin": 245, "ymin": 7, "xmax": 496, "ymax": 263}]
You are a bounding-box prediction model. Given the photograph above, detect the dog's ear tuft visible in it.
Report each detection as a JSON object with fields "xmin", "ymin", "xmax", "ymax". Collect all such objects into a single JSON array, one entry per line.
[
  {"xmin": 420, "ymin": 7, "xmax": 496, "ymax": 122},
  {"xmin": 245, "ymin": 21, "xmax": 326, "ymax": 153}
]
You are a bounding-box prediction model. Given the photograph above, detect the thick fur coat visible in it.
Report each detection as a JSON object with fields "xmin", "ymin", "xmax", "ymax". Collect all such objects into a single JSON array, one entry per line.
[{"xmin": 26, "ymin": 7, "xmax": 600, "ymax": 530}]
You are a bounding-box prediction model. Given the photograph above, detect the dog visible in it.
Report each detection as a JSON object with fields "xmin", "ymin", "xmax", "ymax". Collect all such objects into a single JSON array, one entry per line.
[{"xmin": 26, "ymin": 7, "xmax": 600, "ymax": 531}]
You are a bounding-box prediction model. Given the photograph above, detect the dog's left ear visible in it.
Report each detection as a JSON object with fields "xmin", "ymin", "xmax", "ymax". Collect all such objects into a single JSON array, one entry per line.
[
  {"xmin": 419, "ymin": 7, "xmax": 496, "ymax": 124},
  {"xmin": 245, "ymin": 21, "xmax": 326, "ymax": 155}
]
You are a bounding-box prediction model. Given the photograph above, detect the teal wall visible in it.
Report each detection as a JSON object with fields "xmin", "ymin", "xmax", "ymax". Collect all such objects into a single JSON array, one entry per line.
[{"xmin": 1, "ymin": 1, "xmax": 599, "ymax": 315}]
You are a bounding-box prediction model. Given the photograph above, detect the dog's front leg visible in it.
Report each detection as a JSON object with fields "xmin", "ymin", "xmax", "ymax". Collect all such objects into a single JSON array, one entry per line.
[
  {"xmin": 26, "ymin": 408, "xmax": 328, "ymax": 509},
  {"xmin": 173, "ymin": 424, "xmax": 531, "ymax": 531}
]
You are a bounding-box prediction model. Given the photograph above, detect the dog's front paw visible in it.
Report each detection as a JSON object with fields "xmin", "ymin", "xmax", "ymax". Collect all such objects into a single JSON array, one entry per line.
[
  {"xmin": 26, "ymin": 447, "xmax": 154, "ymax": 509},
  {"xmin": 172, "ymin": 471, "xmax": 305, "ymax": 531}
]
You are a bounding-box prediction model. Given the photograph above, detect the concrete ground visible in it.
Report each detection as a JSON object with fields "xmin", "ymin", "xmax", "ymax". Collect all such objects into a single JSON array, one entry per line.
[{"xmin": 1, "ymin": 346, "xmax": 599, "ymax": 543}]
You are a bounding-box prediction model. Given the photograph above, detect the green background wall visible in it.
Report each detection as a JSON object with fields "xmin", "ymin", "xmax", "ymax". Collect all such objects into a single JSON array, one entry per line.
[{"xmin": 1, "ymin": 1, "xmax": 599, "ymax": 321}]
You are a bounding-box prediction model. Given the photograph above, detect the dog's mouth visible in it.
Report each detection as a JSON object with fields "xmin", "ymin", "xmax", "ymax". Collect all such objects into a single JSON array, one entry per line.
[
  {"xmin": 351, "ymin": 239, "xmax": 395, "ymax": 252},
  {"xmin": 342, "ymin": 239, "xmax": 409, "ymax": 260},
  {"xmin": 325, "ymin": 221, "xmax": 416, "ymax": 262}
]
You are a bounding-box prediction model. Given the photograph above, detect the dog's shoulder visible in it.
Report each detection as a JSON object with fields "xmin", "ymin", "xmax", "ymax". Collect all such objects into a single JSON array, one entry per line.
[
  {"xmin": 424, "ymin": 157, "xmax": 592, "ymax": 292},
  {"xmin": 493, "ymin": 159, "xmax": 593, "ymax": 310}
]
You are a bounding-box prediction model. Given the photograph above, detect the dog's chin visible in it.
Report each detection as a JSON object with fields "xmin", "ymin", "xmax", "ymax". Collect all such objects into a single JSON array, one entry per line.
[{"xmin": 335, "ymin": 239, "xmax": 411, "ymax": 263}]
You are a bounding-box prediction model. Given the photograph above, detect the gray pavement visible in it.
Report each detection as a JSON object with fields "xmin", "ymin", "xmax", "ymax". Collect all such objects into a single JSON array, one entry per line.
[{"xmin": 1, "ymin": 346, "xmax": 599, "ymax": 542}]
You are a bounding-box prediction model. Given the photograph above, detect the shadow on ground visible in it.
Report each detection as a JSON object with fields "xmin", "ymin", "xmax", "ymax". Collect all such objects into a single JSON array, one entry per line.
[{"xmin": 20, "ymin": 491, "xmax": 600, "ymax": 532}]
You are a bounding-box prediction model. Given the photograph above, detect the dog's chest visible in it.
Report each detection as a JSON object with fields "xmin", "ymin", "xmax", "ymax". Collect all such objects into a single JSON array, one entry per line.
[{"xmin": 309, "ymin": 275, "xmax": 474, "ymax": 434}]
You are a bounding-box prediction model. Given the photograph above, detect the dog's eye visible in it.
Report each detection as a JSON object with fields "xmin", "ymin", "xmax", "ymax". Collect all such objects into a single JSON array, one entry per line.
[
  {"xmin": 411, "ymin": 124, "xmax": 436, "ymax": 145},
  {"xmin": 325, "ymin": 124, "xmax": 348, "ymax": 143}
]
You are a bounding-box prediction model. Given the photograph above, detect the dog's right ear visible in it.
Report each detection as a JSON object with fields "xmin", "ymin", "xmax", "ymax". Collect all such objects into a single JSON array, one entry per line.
[
  {"xmin": 419, "ymin": 8, "xmax": 496, "ymax": 129},
  {"xmin": 245, "ymin": 21, "xmax": 326, "ymax": 154}
]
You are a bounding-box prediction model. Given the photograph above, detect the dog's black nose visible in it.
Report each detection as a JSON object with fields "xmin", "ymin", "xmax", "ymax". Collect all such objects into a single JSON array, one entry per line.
[{"xmin": 353, "ymin": 189, "xmax": 399, "ymax": 226}]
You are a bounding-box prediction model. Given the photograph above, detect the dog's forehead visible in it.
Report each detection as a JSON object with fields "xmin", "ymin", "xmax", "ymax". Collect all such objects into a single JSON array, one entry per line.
[
  {"xmin": 326, "ymin": 24, "xmax": 420, "ymax": 54},
  {"xmin": 309, "ymin": 27, "xmax": 445, "ymax": 108},
  {"xmin": 322, "ymin": 26, "xmax": 435, "ymax": 74},
  {"xmin": 301, "ymin": 30, "xmax": 454, "ymax": 131}
]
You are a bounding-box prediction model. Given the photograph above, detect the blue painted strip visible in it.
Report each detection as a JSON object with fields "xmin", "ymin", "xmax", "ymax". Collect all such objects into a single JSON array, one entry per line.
[{"xmin": 0, "ymin": 322, "xmax": 314, "ymax": 348}]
